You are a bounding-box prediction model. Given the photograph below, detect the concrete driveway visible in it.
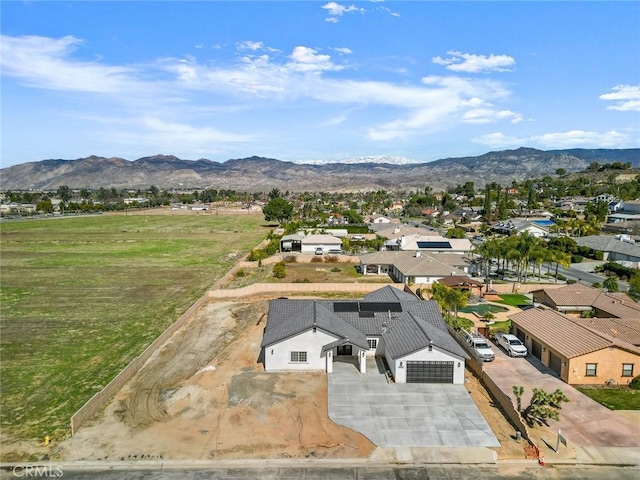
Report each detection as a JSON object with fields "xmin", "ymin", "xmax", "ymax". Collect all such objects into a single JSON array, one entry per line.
[
  {"xmin": 484, "ymin": 340, "xmax": 640, "ymax": 447},
  {"xmin": 328, "ymin": 357, "xmax": 500, "ymax": 447}
]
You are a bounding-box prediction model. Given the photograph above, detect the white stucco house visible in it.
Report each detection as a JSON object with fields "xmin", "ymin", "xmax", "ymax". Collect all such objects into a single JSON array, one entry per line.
[
  {"xmin": 299, "ymin": 234, "xmax": 343, "ymax": 254},
  {"xmin": 261, "ymin": 286, "xmax": 468, "ymax": 384}
]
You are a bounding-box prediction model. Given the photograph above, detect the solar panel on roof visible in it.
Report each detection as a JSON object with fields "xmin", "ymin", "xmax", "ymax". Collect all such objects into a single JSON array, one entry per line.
[
  {"xmin": 359, "ymin": 311, "xmax": 374, "ymax": 318},
  {"xmin": 417, "ymin": 241, "xmax": 452, "ymax": 249},
  {"xmin": 358, "ymin": 302, "xmax": 402, "ymax": 313},
  {"xmin": 333, "ymin": 302, "xmax": 359, "ymax": 313}
]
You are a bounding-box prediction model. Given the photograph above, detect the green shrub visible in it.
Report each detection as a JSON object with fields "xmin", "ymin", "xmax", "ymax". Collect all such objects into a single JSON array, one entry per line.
[
  {"xmin": 247, "ymin": 249, "xmax": 269, "ymax": 261},
  {"xmin": 592, "ymin": 282, "xmax": 601, "ymax": 289},
  {"xmin": 235, "ymin": 268, "xmax": 245, "ymax": 278},
  {"xmin": 556, "ymin": 274, "xmax": 566, "ymax": 282},
  {"xmin": 571, "ymin": 255, "xmax": 583, "ymax": 263},
  {"xmin": 567, "ymin": 279, "xmax": 576, "ymax": 284},
  {"xmin": 294, "ymin": 277, "xmax": 311, "ymax": 283},
  {"xmin": 311, "ymin": 256, "xmax": 323, "ymax": 263},
  {"xmin": 284, "ymin": 255, "xmax": 298, "ymax": 263},
  {"xmin": 629, "ymin": 376, "xmax": 640, "ymax": 390},
  {"xmin": 272, "ymin": 261, "xmax": 286, "ymax": 278},
  {"xmin": 331, "ymin": 267, "xmax": 341, "ymax": 272},
  {"xmin": 595, "ymin": 251, "xmax": 604, "ymax": 261}
]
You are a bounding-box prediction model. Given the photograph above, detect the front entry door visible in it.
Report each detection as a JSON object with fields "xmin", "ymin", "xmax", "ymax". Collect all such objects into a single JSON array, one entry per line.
[{"xmin": 336, "ymin": 345, "xmax": 352, "ymax": 356}]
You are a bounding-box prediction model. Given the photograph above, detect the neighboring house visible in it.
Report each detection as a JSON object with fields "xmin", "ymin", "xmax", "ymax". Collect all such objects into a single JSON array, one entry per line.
[
  {"xmin": 374, "ymin": 224, "xmax": 438, "ymax": 238},
  {"xmin": 365, "ymin": 214, "xmax": 399, "ymax": 225},
  {"xmin": 358, "ymin": 251, "xmax": 469, "ymax": 284},
  {"xmin": 261, "ymin": 285, "xmax": 468, "ymax": 384},
  {"xmin": 300, "ymin": 234, "xmax": 343, "ymax": 254},
  {"xmin": 509, "ymin": 308, "xmax": 640, "ymax": 386},
  {"xmin": 491, "ymin": 219, "xmax": 550, "ymax": 238},
  {"xmin": 532, "ymin": 283, "xmax": 640, "ymax": 318},
  {"xmin": 574, "ymin": 235, "xmax": 640, "ymax": 263},
  {"xmin": 384, "ymin": 234, "xmax": 472, "ymax": 254},
  {"xmin": 280, "ymin": 234, "xmax": 304, "ymax": 252},
  {"xmin": 619, "ymin": 200, "xmax": 640, "ymax": 214},
  {"xmin": 438, "ymin": 276, "xmax": 485, "ymax": 297}
]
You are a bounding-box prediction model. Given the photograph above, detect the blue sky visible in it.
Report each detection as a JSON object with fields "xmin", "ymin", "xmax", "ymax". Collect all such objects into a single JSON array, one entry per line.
[{"xmin": 1, "ymin": 1, "xmax": 639, "ymax": 167}]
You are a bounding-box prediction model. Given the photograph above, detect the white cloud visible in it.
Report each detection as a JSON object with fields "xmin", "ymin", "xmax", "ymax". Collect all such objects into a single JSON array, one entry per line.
[
  {"xmin": 378, "ymin": 6, "xmax": 400, "ymax": 17},
  {"xmin": 237, "ymin": 40, "xmax": 264, "ymax": 51},
  {"xmin": 333, "ymin": 47, "xmax": 353, "ymax": 55},
  {"xmin": 288, "ymin": 46, "xmax": 343, "ymax": 72},
  {"xmin": 322, "ymin": 2, "xmax": 364, "ymax": 22},
  {"xmin": 471, "ymin": 132, "xmax": 522, "ymax": 148},
  {"xmin": 473, "ymin": 129, "xmax": 629, "ymax": 149},
  {"xmin": 463, "ymin": 108, "xmax": 523, "ymax": 124},
  {"xmin": 600, "ymin": 84, "xmax": 640, "ymax": 111},
  {"xmin": 532, "ymin": 130, "xmax": 628, "ymax": 148},
  {"xmin": 432, "ymin": 51, "xmax": 515, "ymax": 73},
  {"xmin": 0, "ymin": 34, "xmax": 139, "ymax": 94}
]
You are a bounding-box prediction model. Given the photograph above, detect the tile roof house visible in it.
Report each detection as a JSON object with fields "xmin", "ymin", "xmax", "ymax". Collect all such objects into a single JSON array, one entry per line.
[
  {"xmin": 509, "ymin": 308, "xmax": 640, "ymax": 385},
  {"xmin": 531, "ymin": 283, "xmax": 640, "ymax": 318},
  {"xmin": 261, "ymin": 285, "xmax": 468, "ymax": 384},
  {"xmin": 358, "ymin": 251, "xmax": 471, "ymax": 285}
]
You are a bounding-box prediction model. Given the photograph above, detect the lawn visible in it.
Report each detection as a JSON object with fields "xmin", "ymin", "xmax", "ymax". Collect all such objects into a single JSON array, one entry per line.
[
  {"xmin": 496, "ymin": 294, "xmax": 531, "ymax": 307},
  {"xmin": 0, "ymin": 213, "xmax": 268, "ymax": 443},
  {"xmin": 576, "ymin": 387, "xmax": 640, "ymax": 410}
]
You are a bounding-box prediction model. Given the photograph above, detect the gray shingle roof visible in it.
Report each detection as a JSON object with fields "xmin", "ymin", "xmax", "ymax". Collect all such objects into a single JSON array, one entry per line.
[
  {"xmin": 261, "ymin": 300, "xmax": 367, "ymax": 349},
  {"xmin": 575, "ymin": 235, "xmax": 640, "ymax": 257},
  {"xmin": 383, "ymin": 313, "xmax": 468, "ymax": 359},
  {"xmin": 262, "ymin": 287, "xmax": 455, "ymax": 358},
  {"xmin": 363, "ymin": 285, "xmax": 418, "ymax": 302}
]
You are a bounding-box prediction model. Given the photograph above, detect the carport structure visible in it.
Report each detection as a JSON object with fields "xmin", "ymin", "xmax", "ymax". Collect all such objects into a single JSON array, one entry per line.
[{"xmin": 328, "ymin": 358, "xmax": 500, "ymax": 447}]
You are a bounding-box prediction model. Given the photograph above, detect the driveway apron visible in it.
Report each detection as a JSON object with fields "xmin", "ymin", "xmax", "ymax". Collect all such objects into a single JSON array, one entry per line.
[{"xmin": 328, "ymin": 358, "xmax": 500, "ymax": 447}]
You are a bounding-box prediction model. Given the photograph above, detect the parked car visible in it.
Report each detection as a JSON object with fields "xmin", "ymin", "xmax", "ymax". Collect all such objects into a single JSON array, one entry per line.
[
  {"xmin": 350, "ymin": 234, "xmax": 365, "ymax": 241},
  {"xmin": 495, "ymin": 333, "xmax": 528, "ymax": 357},
  {"xmin": 464, "ymin": 331, "xmax": 495, "ymax": 362},
  {"xmin": 327, "ymin": 249, "xmax": 343, "ymax": 255},
  {"xmin": 315, "ymin": 247, "xmax": 323, "ymax": 255}
]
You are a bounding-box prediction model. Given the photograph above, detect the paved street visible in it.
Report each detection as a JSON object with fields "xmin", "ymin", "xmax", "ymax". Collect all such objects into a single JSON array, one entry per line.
[
  {"xmin": 328, "ymin": 357, "xmax": 499, "ymax": 447},
  {"xmin": 5, "ymin": 464, "xmax": 638, "ymax": 480}
]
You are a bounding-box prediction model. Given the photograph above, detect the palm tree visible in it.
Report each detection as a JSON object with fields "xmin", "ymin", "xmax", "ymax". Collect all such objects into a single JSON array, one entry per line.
[{"xmin": 554, "ymin": 251, "xmax": 572, "ymax": 282}]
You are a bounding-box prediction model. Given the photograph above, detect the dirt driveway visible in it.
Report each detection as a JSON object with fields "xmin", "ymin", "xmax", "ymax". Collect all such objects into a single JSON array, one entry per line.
[{"xmin": 484, "ymin": 341, "xmax": 640, "ymax": 447}]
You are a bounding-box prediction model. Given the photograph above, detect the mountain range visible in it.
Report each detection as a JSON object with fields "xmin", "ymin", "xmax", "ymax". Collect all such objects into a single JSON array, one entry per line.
[{"xmin": 1, "ymin": 148, "xmax": 638, "ymax": 192}]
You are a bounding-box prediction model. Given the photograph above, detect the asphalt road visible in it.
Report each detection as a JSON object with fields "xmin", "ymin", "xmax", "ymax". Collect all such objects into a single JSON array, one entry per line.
[
  {"xmin": 6, "ymin": 465, "xmax": 638, "ymax": 480},
  {"xmin": 552, "ymin": 262, "xmax": 630, "ymax": 291}
]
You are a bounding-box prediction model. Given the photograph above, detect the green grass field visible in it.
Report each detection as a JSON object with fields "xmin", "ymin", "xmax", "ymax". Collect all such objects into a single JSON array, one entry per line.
[
  {"xmin": 0, "ymin": 213, "xmax": 268, "ymax": 442},
  {"xmin": 496, "ymin": 294, "xmax": 531, "ymax": 307},
  {"xmin": 576, "ymin": 387, "xmax": 640, "ymax": 410}
]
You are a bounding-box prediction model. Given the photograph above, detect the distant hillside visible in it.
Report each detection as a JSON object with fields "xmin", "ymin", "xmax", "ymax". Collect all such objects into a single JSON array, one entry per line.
[{"xmin": 1, "ymin": 148, "xmax": 638, "ymax": 192}]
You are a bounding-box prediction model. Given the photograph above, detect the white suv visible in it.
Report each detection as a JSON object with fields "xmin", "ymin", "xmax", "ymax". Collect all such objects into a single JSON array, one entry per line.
[
  {"xmin": 496, "ymin": 333, "xmax": 528, "ymax": 357},
  {"xmin": 465, "ymin": 331, "xmax": 495, "ymax": 362}
]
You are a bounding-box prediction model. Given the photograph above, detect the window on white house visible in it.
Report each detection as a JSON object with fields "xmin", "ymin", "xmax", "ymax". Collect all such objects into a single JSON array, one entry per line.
[
  {"xmin": 586, "ymin": 363, "xmax": 597, "ymax": 377},
  {"xmin": 622, "ymin": 364, "xmax": 634, "ymax": 377},
  {"xmin": 367, "ymin": 339, "xmax": 378, "ymax": 350},
  {"xmin": 290, "ymin": 351, "xmax": 307, "ymax": 363}
]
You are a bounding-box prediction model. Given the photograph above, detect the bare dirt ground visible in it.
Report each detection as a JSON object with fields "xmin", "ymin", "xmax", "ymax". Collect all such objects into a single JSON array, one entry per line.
[{"xmin": 57, "ymin": 299, "xmax": 374, "ymax": 461}]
